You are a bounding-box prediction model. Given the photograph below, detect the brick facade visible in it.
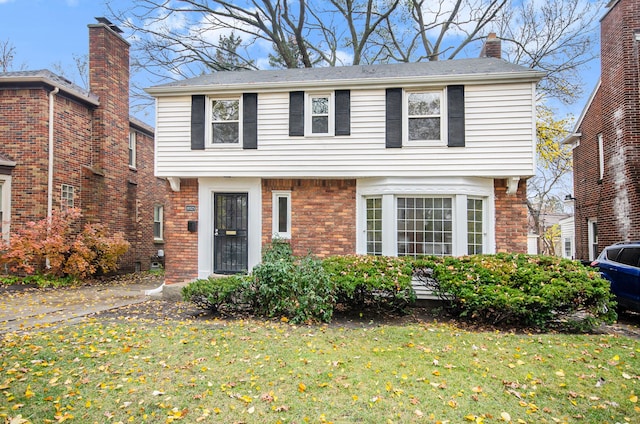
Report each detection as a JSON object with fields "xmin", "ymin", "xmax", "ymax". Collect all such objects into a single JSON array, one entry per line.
[
  {"xmin": 261, "ymin": 179, "xmax": 357, "ymax": 257},
  {"xmin": 164, "ymin": 178, "xmax": 199, "ymax": 284},
  {"xmin": 0, "ymin": 20, "xmax": 168, "ymax": 273},
  {"xmin": 494, "ymin": 179, "xmax": 528, "ymax": 253},
  {"xmin": 572, "ymin": 0, "xmax": 640, "ymax": 260}
]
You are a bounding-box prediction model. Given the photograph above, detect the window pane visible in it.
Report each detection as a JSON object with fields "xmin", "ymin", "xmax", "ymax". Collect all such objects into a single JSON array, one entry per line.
[
  {"xmin": 278, "ymin": 196, "xmax": 288, "ymax": 233},
  {"xmin": 212, "ymin": 123, "xmax": 239, "ymax": 143},
  {"xmin": 408, "ymin": 92, "xmax": 440, "ymax": 116},
  {"xmin": 312, "ymin": 97, "xmax": 329, "ymax": 114},
  {"xmin": 467, "ymin": 198, "xmax": 483, "ymax": 255},
  {"xmin": 366, "ymin": 198, "xmax": 382, "ymax": 256},
  {"xmin": 409, "ymin": 117, "xmax": 440, "ymax": 140},
  {"xmin": 312, "ymin": 116, "xmax": 329, "ymax": 134},
  {"xmin": 212, "ymin": 100, "xmax": 239, "ymax": 121},
  {"xmin": 397, "ymin": 197, "xmax": 452, "ymax": 257},
  {"xmin": 154, "ymin": 205, "xmax": 163, "ymax": 239}
]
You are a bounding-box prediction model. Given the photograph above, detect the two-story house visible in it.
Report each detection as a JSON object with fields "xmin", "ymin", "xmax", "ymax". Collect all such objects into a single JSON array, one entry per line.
[
  {"xmin": 148, "ymin": 41, "xmax": 544, "ymax": 290},
  {"xmin": 565, "ymin": 0, "xmax": 640, "ymax": 261},
  {"xmin": 0, "ymin": 18, "xmax": 168, "ymax": 273}
]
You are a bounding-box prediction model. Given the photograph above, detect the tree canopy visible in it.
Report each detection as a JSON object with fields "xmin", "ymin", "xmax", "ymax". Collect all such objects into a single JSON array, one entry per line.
[{"xmin": 109, "ymin": 0, "xmax": 601, "ymax": 104}]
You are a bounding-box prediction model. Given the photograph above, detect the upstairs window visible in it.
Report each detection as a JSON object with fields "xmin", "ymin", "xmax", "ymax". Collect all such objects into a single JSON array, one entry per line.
[
  {"xmin": 129, "ymin": 131, "xmax": 137, "ymax": 168},
  {"xmin": 406, "ymin": 91, "xmax": 442, "ymax": 142},
  {"xmin": 211, "ymin": 98, "xmax": 240, "ymax": 144},
  {"xmin": 306, "ymin": 93, "xmax": 334, "ymax": 136},
  {"xmin": 61, "ymin": 184, "xmax": 74, "ymax": 210}
]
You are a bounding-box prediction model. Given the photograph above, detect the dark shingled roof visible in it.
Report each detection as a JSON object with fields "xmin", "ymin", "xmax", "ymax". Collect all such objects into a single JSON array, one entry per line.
[
  {"xmin": 0, "ymin": 69, "xmax": 99, "ymax": 104},
  {"xmin": 149, "ymin": 57, "xmax": 543, "ymax": 92}
]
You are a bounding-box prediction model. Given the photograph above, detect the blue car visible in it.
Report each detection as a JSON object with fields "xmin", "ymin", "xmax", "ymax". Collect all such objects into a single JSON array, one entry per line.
[{"xmin": 591, "ymin": 242, "xmax": 640, "ymax": 313}]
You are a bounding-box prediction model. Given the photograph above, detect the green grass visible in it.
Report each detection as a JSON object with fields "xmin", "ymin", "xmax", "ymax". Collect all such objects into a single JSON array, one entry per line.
[{"xmin": 1, "ymin": 318, "xmax": 639, "ymax": 423}]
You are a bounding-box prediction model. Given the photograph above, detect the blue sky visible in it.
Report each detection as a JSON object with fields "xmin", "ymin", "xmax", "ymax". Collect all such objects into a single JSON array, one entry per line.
[{"xmin": 0, "ymin": 0, "xmax": 602, "ymax": 126}]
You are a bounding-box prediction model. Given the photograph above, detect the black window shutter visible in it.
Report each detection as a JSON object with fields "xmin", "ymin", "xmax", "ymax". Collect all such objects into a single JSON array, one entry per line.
[
  {"xmin": 243, "ymin": 93, "xmax": 258, "ymax": 149},
  {"xmin": 335, "ymin": 90, "xmax": 351, "ymax": 136},
  {"xmin": 386, "ymin": 88, "xmax": 403, "ymax": 148},
  {"xmin": 289, "ymin": 91, "xmax": 305, "ymax": 136},
  {"xmin": 447, "ymin": 85, "xmax": 465, "ymax": 147},
  {"xmin": 191, "ymin": 96, "xmax": 206, "ymax": 150},
  {"xmin": 191, "ymin": 95, "xmax": 206, "ymax": 150}
]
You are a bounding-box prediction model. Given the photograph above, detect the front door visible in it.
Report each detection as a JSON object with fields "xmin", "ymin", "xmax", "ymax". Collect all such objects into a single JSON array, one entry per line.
[{"xmin": 214, "ymin": 193, "xmax": 248, "ymax": 274}]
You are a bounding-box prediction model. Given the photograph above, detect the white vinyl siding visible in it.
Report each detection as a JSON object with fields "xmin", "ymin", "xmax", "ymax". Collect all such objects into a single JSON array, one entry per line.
[{"xmin": 154, "ymin": 83, "xmax": 535, "ymax": 178}]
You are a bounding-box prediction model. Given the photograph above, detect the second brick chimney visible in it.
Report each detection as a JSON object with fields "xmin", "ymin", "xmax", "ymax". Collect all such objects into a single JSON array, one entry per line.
[{"xmin": 480, "ymin": 33, "xmax": 502, "ymax": 59}]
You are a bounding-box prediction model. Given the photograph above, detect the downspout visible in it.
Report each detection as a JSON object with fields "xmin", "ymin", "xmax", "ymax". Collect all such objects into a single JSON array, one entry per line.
[{"xmin": 47, "ymin": 87, "xmax": 59, "ymax": 223}]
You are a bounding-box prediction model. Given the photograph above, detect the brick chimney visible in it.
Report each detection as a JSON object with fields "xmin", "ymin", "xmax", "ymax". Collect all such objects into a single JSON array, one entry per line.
[
  {"xmin": 480, "ymin": 33, "xmax": 502, "ymax": 59},
  {"xmin": 88, "ymin": 17, "xmax": 129, "ymax": 172},
  {"xmin": 86, "ymin": 18, "xmax": 131, "ymax": 231}
]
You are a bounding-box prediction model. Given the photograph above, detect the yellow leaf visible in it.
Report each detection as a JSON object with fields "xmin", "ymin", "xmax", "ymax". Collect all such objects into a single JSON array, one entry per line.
[
  {"xmin": 472, "ymin": 386, "xmax": 482, "ymax": 393},
  {"xmin": 464, "ymin": 414, "xmax": 476, "ymax": 421},
  {"xmin": 612, "ymin": 355, "xmax": 620, "ymax": 361},
  {"xmin": 447, "ymin": 400, "xmax": 457, "ymax": 408},
  {"xmin": 298, "ymin": 382, "xmax": 306, "ymax": 393},
  {"xmin": 501, "ymin": 412, "xmax": 511, "ymax": 422},
  {"xmin": 630, "ymin": 395, "xmax": 638, "ymax": 403},
  {"xmin": 555, "ymin": 370, "xmax": 565, "ymax": 377},
  {"xmin": 24, "ymin": 385, "xmax": 34, "ymax": 399},
  {"xmin": 213, "ymin": 407, "xmax": 221, "ymax": 414}
]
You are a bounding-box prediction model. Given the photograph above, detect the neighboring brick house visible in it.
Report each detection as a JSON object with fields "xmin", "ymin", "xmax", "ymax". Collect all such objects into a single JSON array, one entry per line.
[
  {"xmin": 565, "ymin": 0, "xmax": 640, "ymax": 261},
  {"xmin": 147, "ymin": 38, "xmax": 543, "ymax": 294},
  {"xmin": 0, "ymin": 18, "xmax": 168, "ymax": 273}
]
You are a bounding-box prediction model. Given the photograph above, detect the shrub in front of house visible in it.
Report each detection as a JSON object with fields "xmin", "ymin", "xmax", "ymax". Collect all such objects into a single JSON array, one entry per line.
[
  {"xmin": 0, "ymin": 208, "xmax": 130, "ymax": 284},
  {"xmin": 416, "ymin": 253, "xmax": 617, "ymax": 330},
  {"xmin": 322, "ymin": 255, "xmax": 416, "ymax": 312},
  {"xmin": 247, "ymin": 240, "xmax": 336, "ymax": 324},
  {"xmin": 181, "ymin": 275, "xmax": 246, "ymax": 313}
]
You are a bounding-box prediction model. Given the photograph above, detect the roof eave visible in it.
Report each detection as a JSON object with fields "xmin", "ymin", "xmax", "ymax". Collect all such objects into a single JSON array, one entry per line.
[
  {"xmin": 0, "ymin": 75, "xmax": 100, "ymax": 106},
  {"xmin": 146, "ymin": 71, "xmax": 545, "ymax": 96}
]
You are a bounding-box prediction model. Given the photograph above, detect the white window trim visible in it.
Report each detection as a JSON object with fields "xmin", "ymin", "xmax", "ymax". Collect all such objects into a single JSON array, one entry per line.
[
  {"xmin": 588, "ymin": 218, "xmax": 598, "ymax": 261},
  {"xmin": 305, "ymin": 92, "xmax": 334, "ymax": 137},
  {"xmin": 129, "ymin": 130, "xmax": 137, "ymax": 169},
  {"xmin": 272, "ymin": 190, "xmax": 292, "ymax": 239},
  {"xmin": 356, "ymin": 177, "xmax": 495, "ymax": 257},
  {"xmin": 403, "ymin": 88, "xmax": 446, "ymax": 146},
  {"xmin": 154, "ymin": 204, "xmax": 164, "ymax": 241},
  {"xmin": 0, "ymin": 176, "xmax": 10, "ymax": 241},
  {"xmin": 206, "ymin": 96, "xmax": 243, "ymax": 148},
  {"xmin": 597, "ymin": 133, "xmax": 604, "ymax": 181}
]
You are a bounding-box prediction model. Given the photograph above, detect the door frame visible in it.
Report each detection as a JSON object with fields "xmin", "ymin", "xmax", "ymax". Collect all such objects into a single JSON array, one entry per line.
[{"xmin": 198, "ymin": 178, "xmax": 262, "ymax": 279}]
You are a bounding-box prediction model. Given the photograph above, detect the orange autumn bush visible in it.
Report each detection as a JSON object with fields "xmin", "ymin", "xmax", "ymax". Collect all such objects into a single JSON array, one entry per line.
[{"xmin": 0, "ymin": 208, "xmax": 129, "ymax": 280}]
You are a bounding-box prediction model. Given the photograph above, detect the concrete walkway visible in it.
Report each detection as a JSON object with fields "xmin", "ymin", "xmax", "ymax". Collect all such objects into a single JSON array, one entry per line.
[{"xmin": 0, "ymin": 277, "xmax": 163, "ymax": 334}]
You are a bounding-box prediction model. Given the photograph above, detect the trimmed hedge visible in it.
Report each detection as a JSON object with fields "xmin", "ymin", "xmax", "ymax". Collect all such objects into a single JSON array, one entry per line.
[
  {"xmin": 414, "ymin": 254, "xmax": 617, "ymax": 329},
  {"xmin": 182, "ymin": 250, "xmax": 617, "ymax": 331},
  {"xmin": 322, "ymin": 255, "xmax": 415, "ymax": 311}
]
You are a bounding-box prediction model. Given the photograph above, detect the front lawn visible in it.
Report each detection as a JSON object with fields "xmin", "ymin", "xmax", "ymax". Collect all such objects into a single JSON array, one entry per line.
[{"xmin": 1, "ymin": 318, "xmax": 638, "ymax": 423}]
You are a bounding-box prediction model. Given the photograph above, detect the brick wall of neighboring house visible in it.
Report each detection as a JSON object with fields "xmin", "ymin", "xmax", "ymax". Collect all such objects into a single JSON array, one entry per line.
[
  {"xmin": 262, "ymin": 179, "xmax": 357, "ymax": 258},
  {"xmin": 572, "ymin": 0, "xmax": 640, "ymax": 260},
  {"xmin": 0, "ymin": 88, "xmax": 93, "ymax": 229},
  {"xmin": 164, "ymin": 178, "xmax": 199, "ymax": 285},
  {"xmin": 0, "ymin": 20, "xmax": 168, "ymax": 274},
  {"xmin": 572, "ymin": 89, "xmax": 603, "ymax": 260},
  {"xmin": 494, "ymin": 179, "xmax": 528, "ymax": 253}
]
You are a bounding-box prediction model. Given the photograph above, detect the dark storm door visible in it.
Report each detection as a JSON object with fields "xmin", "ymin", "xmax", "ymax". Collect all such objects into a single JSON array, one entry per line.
[{"xmin": 214, "ymin": 193, "xmax": 248, "ymax": 274}]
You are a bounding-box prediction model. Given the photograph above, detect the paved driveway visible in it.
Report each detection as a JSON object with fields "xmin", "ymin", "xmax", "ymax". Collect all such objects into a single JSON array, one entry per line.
[{"xmin": 0, "ymin": 277, "xmax": 163, "ymax": 333}]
